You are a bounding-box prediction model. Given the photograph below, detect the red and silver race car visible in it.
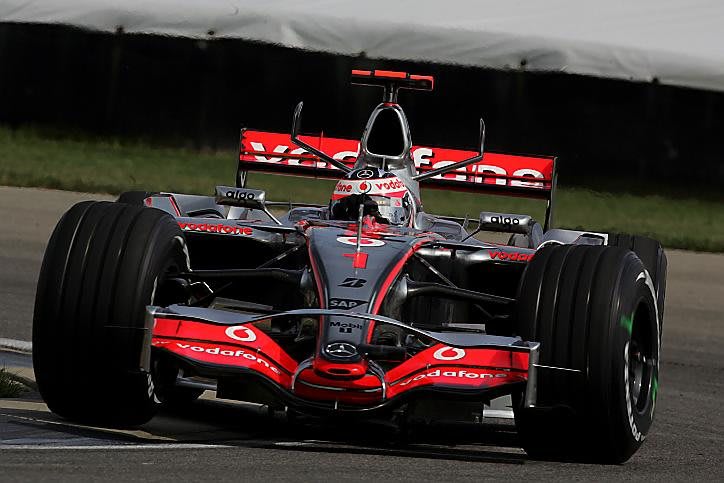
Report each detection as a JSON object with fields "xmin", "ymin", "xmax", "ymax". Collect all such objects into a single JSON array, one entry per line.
[{"xmin": 33, "ymin": 70, "xmax": 666, "ymax": 463}]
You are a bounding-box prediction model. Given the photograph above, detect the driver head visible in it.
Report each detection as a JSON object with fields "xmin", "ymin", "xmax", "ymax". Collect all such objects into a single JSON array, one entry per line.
[{"xmin": 330, "ymin": 168, "xmax": 414, "ymax": 226}]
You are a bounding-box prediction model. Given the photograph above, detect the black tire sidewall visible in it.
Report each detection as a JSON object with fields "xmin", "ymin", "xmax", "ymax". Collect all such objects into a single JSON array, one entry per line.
[
  {"xmin": 33, "ymin": 201, "xmax": 187, "ymax": 426},
  {"xmin": 602, "ymin": 255, "xmax": 660, "ymax": 458},
  {"xmin": 514, "ymin": 245, "xmax": 661, "ymax": 463}
]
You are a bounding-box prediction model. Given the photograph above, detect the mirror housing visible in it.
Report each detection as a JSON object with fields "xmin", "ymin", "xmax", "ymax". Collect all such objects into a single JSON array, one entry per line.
[
  {"xmin": 479, "ymin": 211, "xmax": 533, "ymax": 234},
  {"xmin": 215, "ymin": 186, "xmax": 267, "ymax": 210}
]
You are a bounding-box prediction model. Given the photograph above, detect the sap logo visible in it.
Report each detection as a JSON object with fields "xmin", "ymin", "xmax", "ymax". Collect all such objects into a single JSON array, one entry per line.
[
  {"xmin": 339, "ymin": 277, "xmax": 367, "ymax": 288},
  {"xmin": 329, "ymin": 298, "xmax": 366, "ymax": 310}
]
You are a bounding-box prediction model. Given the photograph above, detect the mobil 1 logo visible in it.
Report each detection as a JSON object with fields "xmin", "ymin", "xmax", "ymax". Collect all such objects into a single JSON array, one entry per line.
[{"xmin": 330, "ymin": 320, "xmax": 364, "ymax": 334}]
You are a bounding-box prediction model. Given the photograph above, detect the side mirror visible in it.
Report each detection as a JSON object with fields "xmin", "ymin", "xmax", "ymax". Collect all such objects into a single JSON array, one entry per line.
[
  {"xmin": 215, "ymin": 186, "xmax": 282, "ymax": 225},
  {"xmin": 479, "ymin": 211, "xmax": 532, "ymax": 234},
  {"xmin": 215, "ymin": 186, "xmax": 267, "ymax": 210}
]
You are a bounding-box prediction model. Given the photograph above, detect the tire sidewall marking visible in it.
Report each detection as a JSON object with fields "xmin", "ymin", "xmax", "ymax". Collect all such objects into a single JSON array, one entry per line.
[{"xmin": 617, "ymin": 274, "xmax": 659, "ymax": 444}]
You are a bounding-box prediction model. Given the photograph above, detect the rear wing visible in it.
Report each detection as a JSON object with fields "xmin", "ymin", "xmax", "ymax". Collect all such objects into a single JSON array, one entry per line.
[{"xmin": 238, "ymin": 130, "xmax": 558, "ymax": 227}]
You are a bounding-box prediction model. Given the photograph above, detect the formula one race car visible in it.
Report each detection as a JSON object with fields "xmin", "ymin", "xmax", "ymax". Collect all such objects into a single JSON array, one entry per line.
[{"xmin": 33, "ymin": 70, "xmax": 666, "ymax": 463}]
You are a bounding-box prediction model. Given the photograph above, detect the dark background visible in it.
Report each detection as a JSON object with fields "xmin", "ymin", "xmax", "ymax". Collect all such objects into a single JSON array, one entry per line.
[{"xmin": 1, "ymin": 23, "xmax": 722, "ymax": 191}]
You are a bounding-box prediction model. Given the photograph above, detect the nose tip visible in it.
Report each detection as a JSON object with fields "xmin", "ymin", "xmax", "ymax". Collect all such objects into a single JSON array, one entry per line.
[{"xmin": 313, "ymin": 356, "xmax": 368, "ymax": 380}]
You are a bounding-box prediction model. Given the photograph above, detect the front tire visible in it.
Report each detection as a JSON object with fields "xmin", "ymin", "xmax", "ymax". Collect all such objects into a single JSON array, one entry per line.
[
  {"xmin": 514, "ymin": 244, "xmax": 661, "ymax": 463},
  {"xmin": 33, "ymin": 201, "xmax": 187, "ymax": 426}
]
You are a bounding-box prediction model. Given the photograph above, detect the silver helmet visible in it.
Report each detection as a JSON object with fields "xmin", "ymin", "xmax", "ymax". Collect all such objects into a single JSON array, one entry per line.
[{"xmin": 329, "ymin": 168, "xmax": 414, "ymax": 226}]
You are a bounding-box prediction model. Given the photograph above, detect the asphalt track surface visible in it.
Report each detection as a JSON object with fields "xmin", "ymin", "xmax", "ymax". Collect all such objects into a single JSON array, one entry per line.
[{"xmin": 1, "ymin": 186, "xmax": 723, "ymax": 481}]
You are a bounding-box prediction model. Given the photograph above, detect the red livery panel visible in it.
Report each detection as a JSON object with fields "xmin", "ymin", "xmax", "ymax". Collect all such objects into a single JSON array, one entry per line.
[
  {"xmin": 154, "ymin": 338, "xmax": 293, "ymax": 388},
  {"xmin": 385, "ymin": 344, "xmax": 529, "ymax": 398},
  {"xmin": 152, "ymin": 317, "xmax": 298, "ymax": 378},
  {"xmin": 152, "ymin": 316, "xmax": 530, "ymax": 405}
]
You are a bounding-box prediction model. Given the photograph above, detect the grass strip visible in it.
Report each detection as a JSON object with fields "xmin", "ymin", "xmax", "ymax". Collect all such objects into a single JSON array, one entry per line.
[
  {"xmin": 0, "ymin": 368, "xmax": 28, "ymax": 398},
  {"xmin": 1, "ymin": 127, "xmax": 723, "ymax": 252}
]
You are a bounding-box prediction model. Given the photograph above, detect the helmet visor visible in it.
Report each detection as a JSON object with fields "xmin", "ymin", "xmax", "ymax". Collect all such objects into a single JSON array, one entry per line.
[{"xmin": 370, "ymin": 195, "xmax": 411, "ymax": 226}]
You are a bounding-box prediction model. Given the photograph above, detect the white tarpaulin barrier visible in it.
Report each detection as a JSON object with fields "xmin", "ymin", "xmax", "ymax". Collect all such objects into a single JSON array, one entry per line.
[{"xmin": 2, "ymin": 0, "xmax": 724, "ymax": 92}]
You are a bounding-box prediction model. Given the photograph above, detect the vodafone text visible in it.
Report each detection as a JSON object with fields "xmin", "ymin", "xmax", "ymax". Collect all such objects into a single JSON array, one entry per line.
[
  {"xmin": 248, "ymin": 142, "xmax": 545, "ymax": 186},
  {"xmin": 174, "ymin": 343, "xmax": 280, "ymax": 374},
  {"xmin": 489, "ymin": 251, "xmax": 534, "ymax": 262},
  {"xmin": 399, "ymin": 368, "xmax": 507, "ymax": 386},
  {"xmin": 178, "ymin": 222, "xmax": 253, "ymax": 236}
]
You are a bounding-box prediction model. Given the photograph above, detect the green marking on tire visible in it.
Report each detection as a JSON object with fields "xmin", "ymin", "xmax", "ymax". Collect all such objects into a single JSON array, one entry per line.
[
  {"xmin": 620, "ymin": 314, "xmax": 633, "ymax": 335},
  {"xmin": 652, "ymin": 375, "xmax": 659, "ymax": 402}
]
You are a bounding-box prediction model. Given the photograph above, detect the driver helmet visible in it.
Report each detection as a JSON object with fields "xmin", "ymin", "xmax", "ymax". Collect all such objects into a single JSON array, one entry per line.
[{"xmin": 330, "ymin": 168, "xmax": 414, "ymax": 226}]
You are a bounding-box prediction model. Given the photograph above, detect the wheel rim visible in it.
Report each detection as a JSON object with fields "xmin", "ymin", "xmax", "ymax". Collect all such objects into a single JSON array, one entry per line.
[
  {"xmin": 628, "ymin": 303, "xmax": 656, "ymax": 413},
  {"xmin": 628, "ymin": 339, "xmax": 645, "ymax": 404}
]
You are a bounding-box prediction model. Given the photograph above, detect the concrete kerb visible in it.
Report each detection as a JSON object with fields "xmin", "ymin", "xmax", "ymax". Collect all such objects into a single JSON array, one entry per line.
[{"xmin": 0, "ymin": 338, "xmax": 32, "ymax": 354}]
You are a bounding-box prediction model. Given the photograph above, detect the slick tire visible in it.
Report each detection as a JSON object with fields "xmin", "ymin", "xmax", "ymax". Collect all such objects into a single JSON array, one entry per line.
[
  {"xmin": 117, "ymin": 191, "xmax": 153, "ymax": 205},
  {"xmin": 33, "ymin": 201, "xmax": 188, "ymax": 427},
  {"xmin": 514, "ymin": 244, "xmax": 661, "ymax": 463},
  {"xmin": 609, "ymin": 233, "xmax": 667, "ymax": 328}
]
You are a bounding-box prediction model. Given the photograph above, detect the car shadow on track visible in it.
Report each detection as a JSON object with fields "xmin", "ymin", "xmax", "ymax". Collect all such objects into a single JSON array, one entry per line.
[
  {"xmin": 152, "ymin": 397, "xmax": 527, "ymax": 464},
  {"xmin": 1, "ymin": 389, "xmax": 525, "ymax": 463}
]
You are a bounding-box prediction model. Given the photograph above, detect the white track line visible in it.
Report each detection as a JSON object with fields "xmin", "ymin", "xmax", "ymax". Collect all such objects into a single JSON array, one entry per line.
[
  {"xmin": 0, "ymin": 443, "xmax": 232, "ymax": 450},
  {"xmin": 0, "ymin": 338, "xmax": 32, "ymax": 354}
]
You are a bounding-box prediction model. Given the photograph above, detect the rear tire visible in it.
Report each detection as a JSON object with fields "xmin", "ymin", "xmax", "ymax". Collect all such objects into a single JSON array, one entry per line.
[
  {"xmin": 609, "ymin": 233, "xmax": 667, "ymax": 328},
  {"xmin": 117, "ymin": 191, "xmax": 153, "ymax": 205},
  {"xmin": 514, "ymin": 244, "xmax": 661, "ymax": 463},
  {"xmin": 33, "ymin": 201, "xmax": 188, "ymax": 427}
]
